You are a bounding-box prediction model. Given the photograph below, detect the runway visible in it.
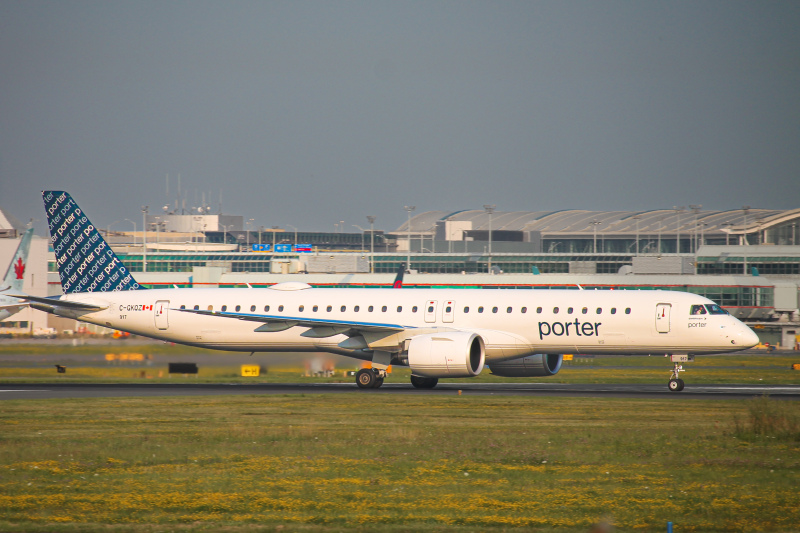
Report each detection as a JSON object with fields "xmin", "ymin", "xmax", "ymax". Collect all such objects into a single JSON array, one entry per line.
[{"xmin": 2, "ymin": 382, "xmax": 800, "ymax": 400}]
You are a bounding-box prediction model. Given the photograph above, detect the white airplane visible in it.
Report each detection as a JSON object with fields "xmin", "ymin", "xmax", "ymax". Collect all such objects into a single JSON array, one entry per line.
[
  {"xmin": 19, "ymin": 191, "xmax": 759, "ymax": 392},
  {"xmin": 0, "ymin": 227, "xmax": 34, "ymax": 321}
]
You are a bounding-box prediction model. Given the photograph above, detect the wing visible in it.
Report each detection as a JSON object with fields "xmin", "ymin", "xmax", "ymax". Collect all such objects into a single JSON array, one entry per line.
[{"xmin": 176, "ymin": 307, "xmax": 408, "ymax": 338}]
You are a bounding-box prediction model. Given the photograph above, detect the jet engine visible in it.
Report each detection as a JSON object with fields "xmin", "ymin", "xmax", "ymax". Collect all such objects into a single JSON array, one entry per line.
[
  {"xmin": 406, "ymin": 332, "xmax": 485, "ymax": 378},
  {"xmin": 488, "ymin": 354, "xmax": 563, "ymax": 377}
]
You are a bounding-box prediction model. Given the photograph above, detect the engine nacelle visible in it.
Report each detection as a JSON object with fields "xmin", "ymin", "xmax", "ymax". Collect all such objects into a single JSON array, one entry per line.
[
  {"xmin": 406, "ymin": 332, "xmax": 485, "ymax": 378},
  {"xmin": 489, "ymin": 354, "xmax": 563, "ymax": 377}
]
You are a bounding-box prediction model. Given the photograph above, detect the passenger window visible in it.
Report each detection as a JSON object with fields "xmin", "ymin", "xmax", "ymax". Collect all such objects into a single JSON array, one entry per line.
[
  {"xmin": 536, "ymin": 307, "xmax": 543, "ymax": 313},
  {"xmin": 596, "ymin": 308, "xmax": 602, "ymax": 314},
  {"xmin": 180, "ymin": 305, "xmax": 186, "ymax": 310},
  {"xmin": 478, "ymin": 306, "xmax": 484, "ymax": 313},
  {"xmin": 368, "ymin": 306, "xmax": 374, "ymax": 312},
  {"xmin": 625, "ymin": 308, "xmax": 631, "ymax": 314},
  {"xmin": 278, "ymin": 305, "xmax": 284, "ymax": 312},
  {"xmin": 354, "ymin": 306, "xmax": 360, "ymax": 312},
  {"xmin": 582, "ymin": 307, "xmax": 588, "ymax": 314},
  {"xmin": 506, "ymin": 307, "xmax": 512, "ymax": 313},
  {"xmin": 611, "ymin": 308, "xmax": 617, "ymax": 315},
  {"xmin": 412, "ymin": 306, "xmax": 418, "ymax": 313},
  {"xmin": 193, "ymin": 305, "xmax": 199, "ymax": 310},
  {"xmin": 207, "ymin": 305, "xmax": 213, "ymax": 311},
  {"xmin": 221, "ymin": 305, "xmax": 227, "ymax": 312},
  {"xmin": 341, "ymin": 305, "xmax": 346, "ymax": 312},
  {"xmin": 553, "ymin": 307, "xmax": 559, "ymax": 314},
  {"xmin": 521, "ymin": 307, "xmax": 527, "ymax": 314},
  {"xmin": 235, "ymin": 305, "xmax": 241, "ymax": 312},
  {"xmin": 299, "ymin": 305, "xmax": 304, "ymax": 312},
  {"xmin": 263, "ymin": 305, "xmax": 269, "ymax": 312},
  {"xmin": 250, "ymin": 305, "xmax": 256, "ymax": 312},
  {"xmin": 383, "ymin": 306, "xmax": 389, "ymax": 312},
  {"xmin": 427, "ymin": 306, "xmax": 433, "ymax": 313},
  {"xmin": 492, "ymin": 307, "xmax": 498, "ymax": 313},
  {"xmin": 567, "ymin": 307, "xmax": 573, "ymax": 314},
  {"xmin": 464, "ymin": 307, "xmax": 470, "ymax": 313},
  {"xmin": 691, "ymin": 305, "xmax": 707, "ymax": 315},
  {"xmin": 397, "ymin": 306, "xmax": 403, "ymax": 312},
  {"xmin": 313, "ymin": 305, "xmax": 318, "ymax": 312},
  {"xmin": 327, "ymin": 305, "xmax": 332, "ymax": 312}
]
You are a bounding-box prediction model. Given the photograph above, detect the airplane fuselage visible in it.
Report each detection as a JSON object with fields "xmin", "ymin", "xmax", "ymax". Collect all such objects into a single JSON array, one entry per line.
[{"xmin": 62, "ymin": 285, "xmax": 757, "ymax": 360}]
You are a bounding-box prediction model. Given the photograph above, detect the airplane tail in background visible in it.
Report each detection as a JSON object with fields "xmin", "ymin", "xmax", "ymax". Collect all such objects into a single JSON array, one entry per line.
[
  {"xmin": 43, "ymin": 191, "xmax": 141, "ymax": 293},
  {"xmin": 392, "ymin": 262, "xmax": 406, "ymax": 288},
  {"xmin": 1, "ymin": 228, "xmax": 34, "ymax": 292}
]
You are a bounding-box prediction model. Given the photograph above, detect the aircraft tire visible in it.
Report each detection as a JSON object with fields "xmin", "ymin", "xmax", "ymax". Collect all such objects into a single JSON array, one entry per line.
[
  {"xmin": 356, "ymin": 369, "xmax": 376, "ymax": 389},
  {"xmin": 668, "ymin": 378, "xmax": 683, "ymax": 392},
  {"xmin": 410, "ymin": 375, "xmax": 439, "ymax": 389}
]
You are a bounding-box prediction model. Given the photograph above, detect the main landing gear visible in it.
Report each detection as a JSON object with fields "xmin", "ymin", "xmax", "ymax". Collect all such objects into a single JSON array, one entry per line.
[{"xmin": 355, "ymin": 368, "xmax": 385, "ymax": 389}]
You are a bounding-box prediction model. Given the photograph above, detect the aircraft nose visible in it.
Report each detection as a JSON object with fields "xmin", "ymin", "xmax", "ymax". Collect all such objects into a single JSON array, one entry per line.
[{"xmin": 735, "ymin": 325, "xmax": 760, "ymax": 348}]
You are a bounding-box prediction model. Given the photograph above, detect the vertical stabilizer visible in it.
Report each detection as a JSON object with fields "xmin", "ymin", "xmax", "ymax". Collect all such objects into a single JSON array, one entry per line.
[
  {"xmin": 392, "ymin": 262, "xmax": 406, "ymax": 288},
  {"xmin": 1, "ymin": 228, "xmax": 33, "ymax": 292},
  {"xmin": 43, "ymin": 191, "xmax": 141, "ymax": 293}
]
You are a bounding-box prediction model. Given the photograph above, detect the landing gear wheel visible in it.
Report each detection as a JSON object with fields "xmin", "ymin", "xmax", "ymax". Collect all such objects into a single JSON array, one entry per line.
[
  {"xmin": 375, "ymin": 377, "xmax": 384, "ymax": 388},
  {"xmin": 668, "ymin": 378, "xmax": 685, "ymax": 392},
  {"xmin": 356, "ymin": 368, "xmax": 376, "ymax": 389},
  {"xmin": 410, "ymin": 375, "xmax": 439, "ymax": 389}
]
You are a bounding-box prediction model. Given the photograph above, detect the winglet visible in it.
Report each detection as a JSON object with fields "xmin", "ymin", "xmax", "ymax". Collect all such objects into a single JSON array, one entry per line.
[{"xmin": 42, "ymin": 191, "xmax": 141, "ymax": 293}]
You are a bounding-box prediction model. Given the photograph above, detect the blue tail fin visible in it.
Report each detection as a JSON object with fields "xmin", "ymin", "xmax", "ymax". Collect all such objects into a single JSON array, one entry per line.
[
  {"xmin": 43, "ymin": 191, "xmax": 141, "ymax": 293},
  {"xmin": 1, "ymin": 228, "xmax": 33, "ymax": 292}
]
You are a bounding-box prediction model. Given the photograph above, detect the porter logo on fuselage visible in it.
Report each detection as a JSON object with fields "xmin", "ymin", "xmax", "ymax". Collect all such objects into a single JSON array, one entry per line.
[{"xmin": 538, "ymin": 320, "xmax": 601, "ymax": 340}]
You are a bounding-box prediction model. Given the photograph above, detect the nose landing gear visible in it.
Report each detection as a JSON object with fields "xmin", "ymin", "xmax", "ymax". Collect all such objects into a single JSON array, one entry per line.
[{"xmin": 666, "ymin": 354, "xmax": 693, "ymax": 392}]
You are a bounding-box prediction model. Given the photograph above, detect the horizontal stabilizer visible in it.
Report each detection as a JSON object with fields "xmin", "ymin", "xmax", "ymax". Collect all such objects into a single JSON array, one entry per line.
[{"xmin": 8, "ymin": 293, "xmax": 107, "ymax": 311}]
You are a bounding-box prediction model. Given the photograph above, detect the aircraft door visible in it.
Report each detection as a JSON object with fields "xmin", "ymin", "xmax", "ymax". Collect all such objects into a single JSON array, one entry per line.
[
  {"xmin": 155, "ymin": 300, "xmax": 169, "ymax": 330},
  {"xmin": 424, "ymin": 300, "xmax": 437, "ymax": 323},
  {"xmin": 655, "ymin": 303, "xmax": 671, "ymax": 333},
  {"xmin": 443, "ymin": 300, "xmax": 455, "ymax": 323}
]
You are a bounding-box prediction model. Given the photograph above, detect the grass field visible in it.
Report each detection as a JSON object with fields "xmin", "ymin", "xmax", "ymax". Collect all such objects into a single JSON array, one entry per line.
[{"xmin": 1, "ymin": 392, "xmax": 799, "ymax": 532}]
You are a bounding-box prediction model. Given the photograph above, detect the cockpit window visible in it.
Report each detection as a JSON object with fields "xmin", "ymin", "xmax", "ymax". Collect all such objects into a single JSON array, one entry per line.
[
  {"xmin": 690, "ymin": 305, "xmax": 707, "ymax": 315},
  {"xmin": 705, "ymin": 304, "xmax": 728, "ymax": 315}
]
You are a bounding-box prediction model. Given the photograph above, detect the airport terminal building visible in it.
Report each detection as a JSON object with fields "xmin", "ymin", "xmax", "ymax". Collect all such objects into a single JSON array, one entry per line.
[{"xmin": 1, "ymin": 205, "xmax": 800, "ymax": 348}]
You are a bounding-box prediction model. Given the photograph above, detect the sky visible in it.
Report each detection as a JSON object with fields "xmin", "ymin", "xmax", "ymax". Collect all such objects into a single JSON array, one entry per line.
[{"xmin": 1, "ymin": 1, "xmax": 799, "ymax": 235}]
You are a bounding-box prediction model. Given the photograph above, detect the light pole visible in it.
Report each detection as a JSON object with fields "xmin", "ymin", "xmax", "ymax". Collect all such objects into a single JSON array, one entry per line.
[
  {"xmin": 367, "ymin": 215, "xmax": 376, "ymax": 273},
  {"xmin": 484, "ymin": 205, "xmax": 495, "ymax": 273},
  {"xmin": 287, "ymin": 224, "xmax": 298, "ymax": 248},
  {"xmin": 352, "ymin": 225, "xmax": 366, "ymax": 252},
  {"xmin": 673, "ymin": 206, "xmax": 685, "ymax": 254},
  {"xmin": 141, "ymin": 206, "xmax": 148, "ymax": 273},
  {"xmin": 742, "ymin": 206, "xmax": 750, "ymax": 274},
  {"xmin": 404, "ymin": 206, "xmax": 415, "ymax": 273},
  {"xmin": 222, "ymin": 225, "xmax": 232, "ymax": 246},
  {"xmin": 124, "ymin": 219, "xmax": 137, "ymax": 246},
  {"xmin": 591, "ymin": 220, "xmax": 602, "ymax": 253},
  {"xmin": 689, "ymin": 205, "xmax": 702, "ymax": 253},
  {"xmin": 106, "ymin": 220, "xmax": 120, "ymax": 240}
]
